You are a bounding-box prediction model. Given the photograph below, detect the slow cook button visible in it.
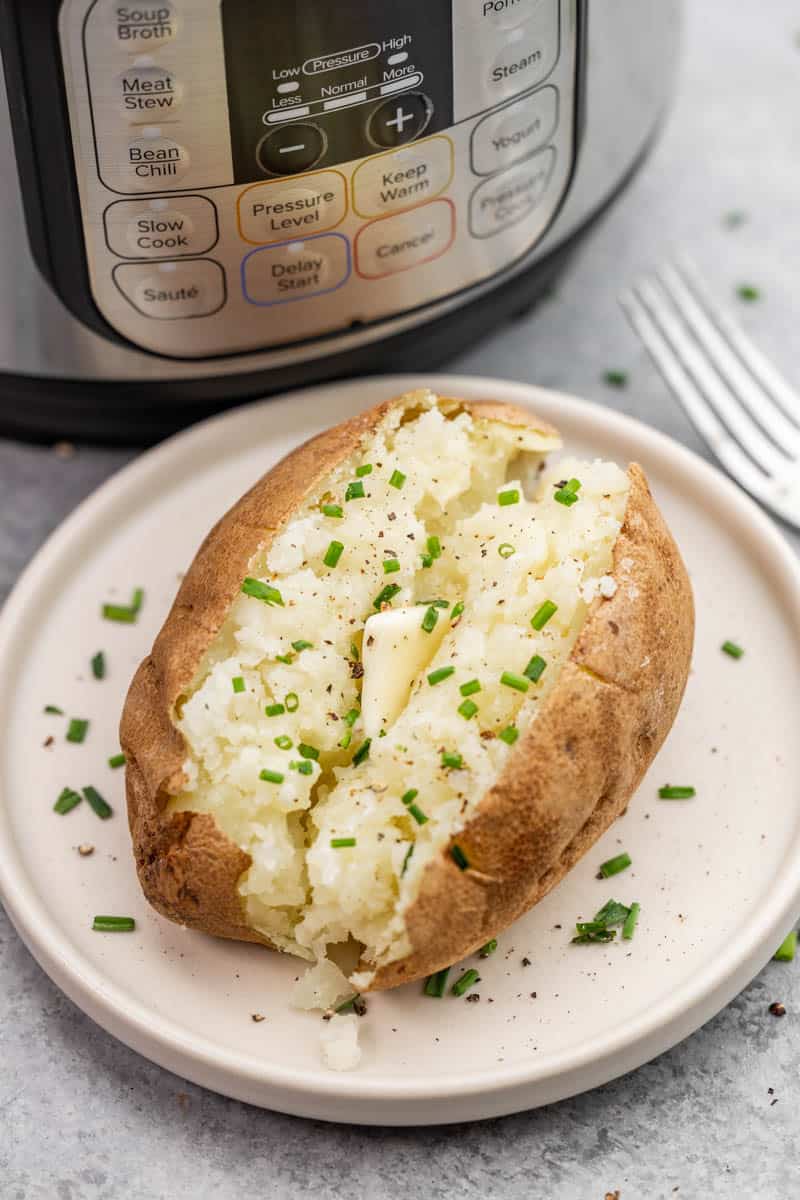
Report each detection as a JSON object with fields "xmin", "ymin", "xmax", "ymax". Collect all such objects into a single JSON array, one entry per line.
[
  {"xmin": 104, "ymin": 195, "xmax": 218, "ymax": 258},
  {"xmin": 106, "ymin": 3, "xmax": 179, "ymax": 50},
  {"xmin": 471, "ymin": 86, "xmax": 557, "ymax": 176},
  {"xmin": 352, "ymin": 135, "xmax": 454, "ymax": 219},
  {"xmin": 486, "ymin": 0, "xmax": 559, "ymax": 100},
  {"xmin": 117, "ymin": 64, "xmax": 183, "ymax": 121},
  {"xmin": 469, "ymin": 147, "xmax": 556, "ymax": 238},
  {"xmin": 242, "ymin": 233, "xmax": 351, "ymax": 306},
  {"xmin": 355, "ymin": 201, "xmax": 455, "ymax": 280},
  {"xmin": 125, "ymin": 133, "xmax": 190, "ymax": 189},
  {"xmin": 238, "ymin": 171, "xmax": 347, "ymax": 245},
  {"xmin": 113, "ymin": 259, "xmax": 226, "ymax": 318}
]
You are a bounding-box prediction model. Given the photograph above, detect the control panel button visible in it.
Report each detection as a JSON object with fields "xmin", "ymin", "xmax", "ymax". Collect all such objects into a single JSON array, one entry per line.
[
  {"xmin": 352, "ymin": 136, "xmax": 454, "ymax": 220},
  {"xmin": 126, "ymin": 133, "xmax": 190, "ymax": 189},
  {"xmin": 107, "ymin": 3, "xmax": 179, "ymax": 50},
  {"xmin": 113, "ymin": 259, "xmax": 226, "ymax": 318},
  {"xmin": 366, "ymin": 94, "xmax": 433, "ymax": 150},
  {"xmin": 242, "ymin": 234, "xmax": 351, "ymax": 306},
  {"xmin": 117, "ymin": 65, "xmax": 183, "ymax": 122},
  {"xmin": 469, "ymin": 148, "xmax": 556, "ymax": 238},
  {"xmin": 238, "ymin": 172, "xmax": 347, "ymax": 245},
  {"xmin": 479, "ymin": 0, "xmax": 546, "ymax": 29},
  {"xmin": 104, "ymin": 195, "xmax": 218, "ymax": 259},
  {"xmin": 355, "ymin": 200, "xmax": 455, "ymax": 280},
  {"xmin": 257, "ymin": 124, "xmax": 327, "ymax": 177},
  {"xmin": 471, "ymin": 86, "xmax": 557, "ymax": 176},
  {"xmin": 489, "ymin": 20, "xmax": 559, "ymax": 101}
]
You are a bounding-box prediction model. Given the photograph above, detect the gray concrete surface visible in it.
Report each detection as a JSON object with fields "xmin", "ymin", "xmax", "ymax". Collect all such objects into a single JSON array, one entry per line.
[{"xmin": 2, "ymin": 2, "xmax": 799, "ymax": 1196}]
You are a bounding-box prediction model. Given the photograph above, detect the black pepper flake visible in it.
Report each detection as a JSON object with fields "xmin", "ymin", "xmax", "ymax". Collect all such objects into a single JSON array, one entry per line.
[
  {"xmin": 350, "ymin": 661, "xmax": 364, "ymax": 679},
  {"xmin": 769, "ymin": 1002, "xmax": 786, "ymax": 1017},
  {"xmin": 43, "ymin": 736, "xmax": 54, "ymax": 748},
  {"xmin": 387, "ymin": 512, "xmax": 397, "ymax": 521},
  {"xmin": 251, "ymin": 1013, "xmax": 266, "ymax": 1023},
  {"xmin": 465, "ymin": 993, "xmax": 480, "ymax": 1003},
  {"xmin": 353, "ymin": 996, "xmax": 368, "ymax": 1017},
  {"xmin": 521, "ymin": 957, "xmax": 532, "ymax": 967},
  {"xmin": 530, "ymin": 992, "xmax": 537, "ymax": 999}
]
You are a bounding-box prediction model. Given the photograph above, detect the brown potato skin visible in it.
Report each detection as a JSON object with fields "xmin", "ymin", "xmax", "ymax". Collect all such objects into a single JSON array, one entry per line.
[{"xmin": 121, "ymin": 393, "xmax": 693, "ymax": 987}]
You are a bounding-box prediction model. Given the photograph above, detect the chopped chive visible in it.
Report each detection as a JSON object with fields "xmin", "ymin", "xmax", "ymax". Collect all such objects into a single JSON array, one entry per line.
[
  {"xmin": 499, "ymin": 725, "xmax": 519, "ymax": 745},
  {"xmin": 274, "ymin": 735, "xmax": 292, "ymax": 750},
  {"xmin": 298, "ymin": 743, "xmax": 319, "ymax": 761},
  {"xmin": 452, "ymin": 968, "xmax": 480, "ymax": 997},
  {"xmin": 335, "ymin": 994, "xmax": 361, "ymax": 1015},
  {"xmin": 531, "ymin": 600, "xmax": 558, "ymax": 631},
  {"xmin": 424, "ymin": 968, "xmax": 450, "ymax": 997},
  {"xmin": 285, "ymin": 692, "xmax": 299, "ymax": 712},
  {"xmin": 275, "ymin": 653, "xmax": 294, "ymax": 665},
  {"xmin": 421, "ymin": 606, "xmax": 439, "ymax": 634},
  {"xmin": 102, "ymin": 604, "xmax": 136, "ymax": 623},
  {"xmin": 83, "ymin": 786, "xmax": 112, "ymax": 819},
  {"xmin": 374, "ymin": 583, "xmax": 402, "ymax": 609},
  {"xmin": 442, "ymin": 750, "xmax": 463, "ymax": 769},
  {"xmin": 722, "ymin": 640, "xmax": 744, "ymax": 659},
  {"xmin": 343, "ymin": 708, "xmax": 360, "ymax": 727},
  {"xmin": 603, "ymin": 369, "xmax": 629, "ymax": 389},
  {"xmin": 242, "ymin": 578, "xmax": 284, "ymax": 606},
  {"xmin": 737, "ymin": 284, "xmax": 760, "ymax": 303},
  {"xmin": 524, "ymin": 655, "xmax": 547, "ymax": 683},
  {"xmin": 259, "ymin": 769, "xmax": 285, "ymax": 784},
  {"xmin": 498, "ymin": 488, "xmax": 520, "ymax": 507},
  {"xmin": 402, "ymin": 788, "xmax": 419, "ymax": 805},
  {"xmin": 572, "ymin": 926, "xmax": 616, "ymax": 944},
  {"xmin": 108, "ymin": 753, "xmax": 126, "ymax": 769},
  {"xmin": 324, "ymin": 540, "xmax": 344, "ymax": 568},
  {"xmin": 554, "ymin": 487, "xmax": 579, "ymax": 507},
  {"xmin": 265, "ymin": 703, "xmax": 285, "ymax": 717},
  {"xmin": 66, "ymin": 718, "xmax": 89, "ymax": 744},
  {"xmin": 407, "ymin": 803, "xmax": 428, "ymax": 826},
  {"xmin": 291, "ymin": 760, "xmax": 314, "ymax": 775},
  {"xmin": 451, "ymin": 845, "xmax": 469, "ymax": 870},
  {"xmin": 350, "ymin": 642, "xmax": 360, "ymax": 662},
  {"xmin": 458, "ymin": 699, "xmax": 478, "ymax": 719},
  {"xmin": 91, "ymin": 651, "xmax": 106, "ymax": 680},
  {"xmin": 450, "ymin": 601, "xmax": 465, "ymax": 622},
  {"xmin": 356, "ymin": 464, "xmax": 373, "ymax": 477},
  {"xmin": 352, "ymin": 738, "xmax": 371, "ymax": 766},
  {"xmin": 232, "ymin": 676, "xmax": 245, "ymax": 693},
  {"xmin": 93, "ymin": 916, "xmax": 135, "ymax": 932},
  {"xmin": 389, "ymin": 469, "xmax": 406, "ymax": 490},
  {"xmin": 292, "ymin": 640, "xmax": 313, "ymax": 653},
  {"xmin": 622, "ymin": 902, "xmax": 640, "ymax": 941},
  {"xmin": 593, "ymin": 899, "xmax": 630, "ymax": 927},
  {"xmin": 44, "ymin": 705, "xmax": 64, "ymax": 715},
  {"xmin": 54, "ymin": 787, "xmax": 82, "ymax": 815},
  {"xmin": 331, "ymin": 837, "xmax": 356, "ymax": 848},
  {"xmin": 345, "ymin": 480, "xmax": 365, "ymax": 501},
  {"xmin": 428, "ymin": 666, "xmax": 455, "ymax": 686},
  {"xmin": 459, "ymin": 679, "xmax": 481, "ymax": 697},
  {"xmin": 383, "ymin": 558, "xmax": 401, "ymax": 574},
  {"xmin": 427, "ymin": 535, "xmax": 442, "ymax": 560},
  {"xmin": 479, "ymin": 939, "xmax": 498, "ymax": 958},
  {"xmin": 421, "ymin": 554, "xmax": 434, "ymax": 569},
  {"xmin": 598, "ymin": 851, "xmax": 632, "ymax": 878},
  {"xmin": 566, "ymin": 479, "xmax": 582, "ymax": 492},
  {"xmin": 322, "ymin": 503, "xmax": 344, "ymax": 519},
  {"xmin": 500, "ymin": 671, "xmax": 529, "ymax": 693},
  {"xmin": 723, "ymin": 210, "xmax": 747, "ymax": 229},
  {"xmin": 130, "ymin": 588, "xmax": 144, "ymax": 613},
  {"xmin": 498, "ymin": 543, "xmax": 515, "ymax": 558},
  {"xmin": 418, "ymin": 599, "xmax": 450, "ymax": 608},
  {"xmin": 658, "ymin": 785, "xmax": 695, "ymax": 799},
  {"xmin": 339, "ymin": 731, "xmax": 353, "ymax": 750},
  {"xmin": 401, "ymin": 844, "xmax": 414, "ymax": 876},
  {"xmin": 774, "ymin": 931, "xmax": 797, "ymax": 962}
]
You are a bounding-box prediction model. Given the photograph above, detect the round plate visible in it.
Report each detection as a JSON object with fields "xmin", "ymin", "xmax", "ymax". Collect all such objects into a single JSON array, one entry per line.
[{"xmin": 2, "ymin": 376, "xmax": 800, "ymax": 1126}]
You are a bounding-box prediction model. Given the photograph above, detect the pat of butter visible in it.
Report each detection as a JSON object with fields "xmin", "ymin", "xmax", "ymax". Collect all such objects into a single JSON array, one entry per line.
[{"xmin": 361, "ymin": 606, "xmax": 449, "ymax": 738}]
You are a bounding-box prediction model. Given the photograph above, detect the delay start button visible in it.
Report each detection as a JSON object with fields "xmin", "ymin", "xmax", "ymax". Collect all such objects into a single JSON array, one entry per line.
[
  {"xmin": 104, "ymin": 195, "xmax": 218, "ymax": 259},
  {"xmin": 113, "ymin": 259, "xmax": 226, "ymax": 319},
  {"xmin": 242, "ymin": 233, "xmax": 351, "ymax": 306},
  {"xmin": 106, "ymin": 3, "xmax": 179, "ymax": 50}
]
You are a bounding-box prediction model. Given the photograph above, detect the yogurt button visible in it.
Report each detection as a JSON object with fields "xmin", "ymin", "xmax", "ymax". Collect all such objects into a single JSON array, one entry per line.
[{"xmin": 471, "ymin": 87, "xmax": 558, "ymax": 176}]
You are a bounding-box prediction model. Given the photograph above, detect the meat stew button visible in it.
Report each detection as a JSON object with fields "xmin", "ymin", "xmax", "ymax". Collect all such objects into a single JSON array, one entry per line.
[
  {"xmin": 113, "ymin": 259, "xmax": 226, "ymax": 318},
  {"xmin": 355, "ymin": 201, "xmax": 455, "ymax": 279}
]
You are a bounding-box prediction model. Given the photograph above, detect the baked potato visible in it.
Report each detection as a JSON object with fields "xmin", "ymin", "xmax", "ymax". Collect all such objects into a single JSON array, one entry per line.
[{"xmin": 121, "ymin": 389, "xmax": 693, "ymax": 997}]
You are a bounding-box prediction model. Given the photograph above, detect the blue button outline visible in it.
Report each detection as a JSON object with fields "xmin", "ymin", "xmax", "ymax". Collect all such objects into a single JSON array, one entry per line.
[{"xmin": 241, "ymin": 232, "xmax": 352, "ymax": 307}]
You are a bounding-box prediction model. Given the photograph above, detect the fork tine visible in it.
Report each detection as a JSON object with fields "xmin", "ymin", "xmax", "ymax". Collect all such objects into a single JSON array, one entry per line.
[
  {"xmin": 619, "ymin": 288, "xmax": 774, "ymax": 498},
  {"xmin": 675, "ymin": 254, "xmax": 800, "ymax": 430}
]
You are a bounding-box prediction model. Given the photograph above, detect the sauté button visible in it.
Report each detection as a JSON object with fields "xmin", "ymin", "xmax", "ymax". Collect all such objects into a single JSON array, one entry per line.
[
  {"xmin": 113, "ymin": 259, "xmax": 226, "ymax": 319},
  {"xmin": 469, "ymin": 147, "xmax": 556, "ymax": 237},
  {"xmin": 107, "ymin": 3, "xmax": 179, "ymax": 50},
  {"xmin": 355, "ymin": 200, "xmax": 455, "ymax": 279},
  {"xmin": 471, "ymin": 86, "xmax": 557, "ymax": 176},
  {"xmin": 242, "ymin": 234, "xmax": 351, "ymax": 306},
  {"xmin": 257, "ymin": 124, "xmax": 327, "ymax": 177},
  {"xmin": 237, "ymin": 171, "xmax": 347, "ymax": 244},
  {"xmin": 117, "ymin": 64, "xmax": 183, "ymax": 121},
  {"xmin": 125, "ymin": 133, "xmax": 190, "ymax": 189},
  {"xmin": 352, "ymin": 136, "xmax": 454, "ymax": 219},
  {"xmin": 104, "ymin": 195, "xmax": 218, "ymax": 259},
  {"xmin": 367, "ymin": 94, "xmax": 433, "ymax": 150}
]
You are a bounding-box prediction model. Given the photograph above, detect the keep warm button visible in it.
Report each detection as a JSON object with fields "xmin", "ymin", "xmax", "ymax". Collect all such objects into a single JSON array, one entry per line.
[
  {"xmin": 355, "ymin": 201, "xmax": 455, "ymax": 279},
  {"xmin": 113, "ymin": 259, "xmax": 226, "ymax": 319}
]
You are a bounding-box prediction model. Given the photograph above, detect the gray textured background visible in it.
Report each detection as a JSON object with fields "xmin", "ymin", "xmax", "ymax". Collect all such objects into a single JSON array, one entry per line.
[{"xmin": 3, "ymin": 2, "xmax": 799, "ymax": 1196}]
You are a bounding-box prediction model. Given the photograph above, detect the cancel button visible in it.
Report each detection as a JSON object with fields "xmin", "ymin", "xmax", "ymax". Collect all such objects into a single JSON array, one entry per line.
[{"xmin": 355, "ymin": 200, "xmax": 455, "ymax": 279}]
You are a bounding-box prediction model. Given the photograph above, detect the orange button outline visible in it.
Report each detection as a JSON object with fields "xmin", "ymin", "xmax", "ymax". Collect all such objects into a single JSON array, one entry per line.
[
  {"xmin": 237, "ymin": 169, "xmax": 349, "ymax": 246},
  {"xmin": 351, "ymin": 135, "xmax": 455, "ymax": 220},
  {"xmin": 354, "ymin": 199, "xmax": 456, "ymax": 281}
]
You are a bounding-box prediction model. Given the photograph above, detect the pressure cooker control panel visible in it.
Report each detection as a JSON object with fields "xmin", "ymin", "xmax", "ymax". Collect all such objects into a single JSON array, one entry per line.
[{"xmin": 58, "ymin": 0, "xmax": 579, "ymax": 359}]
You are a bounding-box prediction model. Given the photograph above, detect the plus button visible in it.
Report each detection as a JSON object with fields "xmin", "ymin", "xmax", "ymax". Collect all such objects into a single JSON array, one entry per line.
[
  {"xmin": 386, "ymin": 106, "xmax": 414, "ymax": 134},
  {"xmin": 368, "ymin": 92, "xmax": 433, "ymax": 149}
]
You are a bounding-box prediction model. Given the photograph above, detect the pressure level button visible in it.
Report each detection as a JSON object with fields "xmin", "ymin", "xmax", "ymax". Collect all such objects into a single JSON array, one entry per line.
[
  {"xmin": 107, "ymin": 4, "xmax": 179, "ymax": 50},
  {"xmin": 257, "ymin": 124, "xmax": 327, "ymax": 177}
]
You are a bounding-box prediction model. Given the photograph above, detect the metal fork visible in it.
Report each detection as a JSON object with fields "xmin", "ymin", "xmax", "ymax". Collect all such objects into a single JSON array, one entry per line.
[{"xmin": 620, "ymin": 256, "xmax": 800, "ymax": 528}]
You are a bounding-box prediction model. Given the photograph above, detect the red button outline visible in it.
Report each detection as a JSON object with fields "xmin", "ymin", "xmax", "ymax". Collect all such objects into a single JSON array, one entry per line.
[{"xmin": 354, "ymin": 199, "xmax": 456, "ymax": 281}]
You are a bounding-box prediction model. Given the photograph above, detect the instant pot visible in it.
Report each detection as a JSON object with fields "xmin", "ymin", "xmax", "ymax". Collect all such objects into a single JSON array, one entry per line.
[{"xmin": 0, "ymin": 1, "xmax": 681, "ymax": 440}]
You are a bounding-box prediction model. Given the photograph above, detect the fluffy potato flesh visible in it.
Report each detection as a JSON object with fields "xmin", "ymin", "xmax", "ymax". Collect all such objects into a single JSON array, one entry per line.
[{"xmin": 173, "ymin": 394, "xmax": 630, "ymax": 981}]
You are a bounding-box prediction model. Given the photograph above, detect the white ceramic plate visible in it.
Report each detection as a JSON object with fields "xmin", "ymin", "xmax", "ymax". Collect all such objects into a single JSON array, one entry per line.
[{"xmin": 2, "ymin": 375, "xmax": 800, "ymax": 1126}]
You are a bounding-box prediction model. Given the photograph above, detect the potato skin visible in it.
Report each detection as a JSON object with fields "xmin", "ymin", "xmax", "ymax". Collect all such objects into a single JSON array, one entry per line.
[{"xmin": 121, "ymin": 394, "xmax": 692, "ymax": 985}]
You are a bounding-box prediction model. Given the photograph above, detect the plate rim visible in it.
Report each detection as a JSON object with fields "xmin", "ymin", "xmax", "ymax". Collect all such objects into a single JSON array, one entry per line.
[{"xmin": 2, "ymin": 373, "xmax": 800, "ymax": 1117}]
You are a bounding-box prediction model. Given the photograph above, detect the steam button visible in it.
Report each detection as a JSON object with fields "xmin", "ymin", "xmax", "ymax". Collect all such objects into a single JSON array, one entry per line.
[
  {"xmin": 257, "ymin": 124, "xmax": 327, "ymax": 177},
  {"xmin": 107, "ymin": 2, "xmax": 179, "ymax": 50},
  {"xmin": 367, "ymin": 94, "xmax": 433, "ymax": 150}
]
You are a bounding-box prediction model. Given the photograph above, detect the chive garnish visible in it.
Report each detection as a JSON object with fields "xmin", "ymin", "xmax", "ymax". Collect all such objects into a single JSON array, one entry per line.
[
  {"xmin": 324, "ymin": 540, "xmax": 344, "ymax": 568},
  {"xmin": 108, "ymin": 753, "xmax": 126, "ymax": 769},
  {"xmin": 531, "ymin": 600, "xmax": 558, "ymax": 631},
  {"xmin": 232, "ymin": 676, "xmax": 245, "ymax": 693},
  {"xmin": 259, "ymin": 769, "xmax": 285, "ymax": 784},
  {"xmin": 93, "ymin": 916, "xmax": 135, "ymax": 932},
  {"xmin": 242, "ymin": 578, "xmax": 284, "ymax": 606},
  {"xmin": 331, "ymin": 837, "xmax": 356, "ymax": 848},
  {"xmin": 500, "ymin": 671, "xmax": 529, "ymax": 693},
  {"xmin": 356, "ymin": 464, "xmax": 373, "ymax": 477},
  {"xmin": 389, "ymin": 469, "xmax": 406, "ymax": 489},
  {"xmin": 298, "ymin": 743, "xmax": 319, "ymax": 761},
  {"xmin": 383, "ymin": 558, "xmax": 401, "ymax": 574},
  {"xmin": 622, "ymin": 902, "xmax": 640, "ymax": 941},
  {"xmin": 83, "ymin": 786, "xmax": 112, "ymax": 819},
  {"xmin": 424, "ymin": 968, "xmax": 450, "ymax": 998},
  {"xmin": 265, "ymin": 703, "xmax": 285, "ymax": 717},
  {"xmin": 345, "ymin": 480, "xmax": 365, "ymax": 501},
  {"xmin": 450, "ymin": 601, "xmax": 465, "ymax": 622},
  {"xmin": 274, "ymin": 735, "xmax": 292, "ymax": 750},
  {"xmin": 451, "ymin": 845, "xmax": 469, "ymax": 870},
  {"xmin": 352, "ymin": 738, "xmax": 371, "ymax": 765},
  {"xmin": 350, "ymin": 642, "xmax": 360, "ymax": 661},
  {"xmin": 658, "ymin": 785, "xmax": 695, "ymax": 799},
  {"xmin": 775, "ymin": 932, "xmax": 798, "ymax": 962},
  {"xmin": 737, "ymin": 284, "xmax": 760, "ymax": 303},
  {"xmin": 285, "ymin": 692, "xmax": 299, "ymax": 712},
  {"xmin": 339, "ymin": 732, "xmax": 353, "ymax": 750},
  {"xmin": 499, "ymin": 725, "xmax": 519, "ymax": 745},
  {"xmin": 603, "ymin": 369, "xmax": 629, "ymax": 389},
  {"xmin": 421, "ymin": 554, "xmax": 434, "ymax": 569},
  {"xmin": 554, "ymin": 479, "xmax": 582, "ymax": 507},
  {"xmin": 91, "ymin": 651, "xmax": 106, "ymax": 680},
  {"xmin": 428, "ymin": 666, "xmax": 455, "ymax": 686},
  {"xmin": 459, "ymin": 679, "xmax": 481, "ymax": 697},
  {"xmin": 275, "ymin": 653, "xmax": 294, "ymax": 665},
  {"xmin": 102, "ymin": 588, "xmax": 144, "ymax": 623},
  {"xmin": 44, "ymin": 705, "xmax": 64, "ymax": 715},
  {"xmin": 322, "ymin": 503, "xmax": 343, "ymax": 518},
  {"xmin": 593, "ymin": 899, "xmax": 630, "ymax": 927},
  {"xmin": 722, "ymin": 640, "xmax": 744, "ymax": 659},
  {"xmin": 292, "ymin": 640, "xmax": 313, "ymax": 653},
  {"xmin": 479, "ymin": 939, "xmax": 498, "ymax": 958},
  {"xmin": 401, "ymin": 844, "xmax": 414, "ymax": 876},
  {"xmin": 442, "ymin": 751, "xmax": 463, "ymax": 769},
  {"xmin": 498, "ymin": 543, "xmax": 515, "ymax": 558},
  {"xmin": 427, "ymin": 535, "xmax": 442, "ymax": 560},
  {"xmin": 407, "ymin": 803, "xmax": 428, "ymax": 826},
  {"xmin": 421, "ymin": 606, "xmax": 439, "ymax": 634},
  {"xmin": 418, "ymin": 599, "xmax": 450, "ymax": 608},
  {"xmin": 498, "ymin": 488, "xmax": 520, "ymax": 507},
  {"xmin": 452, "ymin": 968, "xmax": 480, "ymax": 997},
  {"xmin": 458, "ymin": 699, "xmax": 478, "ymax": 719},
  {"xmin": 291, "ymin": 760, "xmax": 314, "ymax": 775},
  {"xmin": 598, "ymin": 851, "xmax": 632, "ymax": 878},
  {"xmin": 66, "ymin": 718, "xmax": 89, "ymax": 744},
  {"xmin": 524, "ymin": 655, "xmax": 547, "ymax": 683},
  {"xmin": 402, "ymin": 788, "xmax": 418, "ymax": 806},
  {"xmin": 54, "ymin": 787, "xmax": 82, "ymax": 815},
  {"xmin": 374, "ymin": 583, "xmax": 402, "ymax": 609},
  {"xmin": 343, "ymin": 708, "xmax": 360, "ymax": 726}
]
